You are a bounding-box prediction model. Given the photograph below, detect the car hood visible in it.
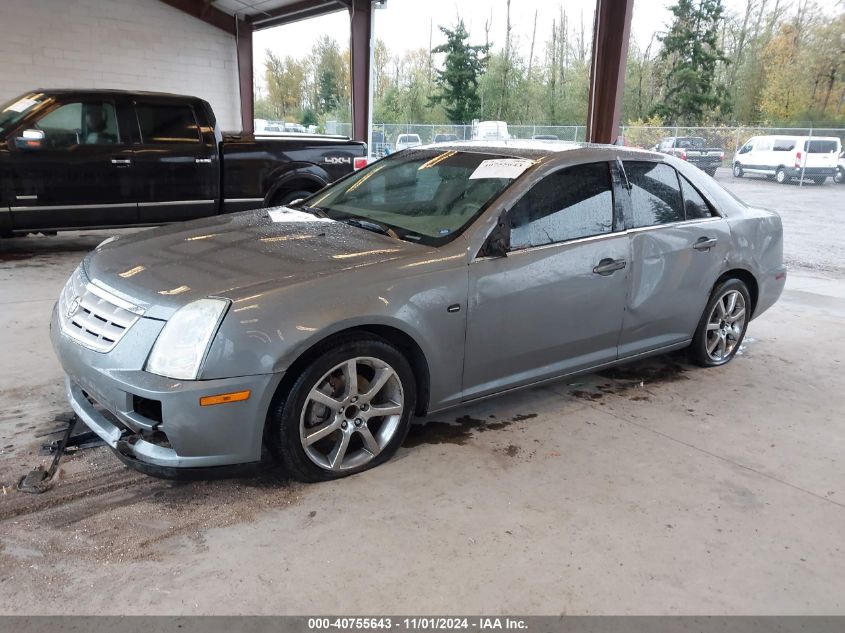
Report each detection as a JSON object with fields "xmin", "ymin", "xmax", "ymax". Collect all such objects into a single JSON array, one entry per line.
[{"xmin": 85, "ymin": 208, "xmax": 435, "ymax": 319}]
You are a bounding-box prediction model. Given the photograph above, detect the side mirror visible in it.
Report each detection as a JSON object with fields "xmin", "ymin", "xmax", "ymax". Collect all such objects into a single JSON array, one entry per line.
[
  {"xmin": 15, "ymin": 129, "xmax": 45, "ymax": 150},
  {"xmin": 478, "ymin": 211, "xmax": 510, "ymax": 258}
]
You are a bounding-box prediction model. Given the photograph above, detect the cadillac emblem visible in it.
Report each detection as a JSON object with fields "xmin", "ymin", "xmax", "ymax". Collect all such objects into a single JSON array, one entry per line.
[{"xmin": 66, "ymin": 296, "xmax": 81, "ymax": 318}]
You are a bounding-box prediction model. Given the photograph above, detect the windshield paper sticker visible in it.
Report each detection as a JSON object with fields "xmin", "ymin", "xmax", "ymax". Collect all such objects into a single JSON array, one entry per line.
[
  {"xmin": 469, "ymin": 158, "xmax": 534, "ymax": 180},
  {"xmin": 268, "ymin": 208, "xmax": 333, "ymax": 223},
  {"xmin": 4, "ymin": 97, "xmax": 38, "ymax": 113}
]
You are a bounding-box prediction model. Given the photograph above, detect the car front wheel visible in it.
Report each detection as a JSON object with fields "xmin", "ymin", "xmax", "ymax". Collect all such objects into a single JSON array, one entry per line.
[
  {"xmin": 689, "ymin": 279, "xmax": 751, "ymax": 368},
  {"xmin": 732, "ymin": 163, "xmax": 743, "ymax": 178},
  {"xmin": 268, "ymin": 336, "xmax": 416, "ymax": 482},
  {"xmin": 775, "ymin": 167, "xmax": 788, "ymax": 184}
]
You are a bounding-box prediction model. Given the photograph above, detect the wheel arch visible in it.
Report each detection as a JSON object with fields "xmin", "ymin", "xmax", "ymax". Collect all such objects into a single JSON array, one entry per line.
[
  {"xmin": 716, "ymin": 268, "xmax": 759, "ymax": 317},
  {"xmin": 264, "ymin": 166, "xmax": 329, "ymax": 206},
  {"xmin": 266, "ymin": 324, "xmax": 432, "ymax": 424}
]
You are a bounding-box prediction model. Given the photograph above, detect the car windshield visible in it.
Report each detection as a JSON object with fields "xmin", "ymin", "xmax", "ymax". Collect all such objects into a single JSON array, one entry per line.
[
  {"xmin": 0, "ymin": 93, "xmax": 49, "ymax": 136},
  {"xmin": 306, "ymin": 149, "xmax": 532, "ymax": 245}
]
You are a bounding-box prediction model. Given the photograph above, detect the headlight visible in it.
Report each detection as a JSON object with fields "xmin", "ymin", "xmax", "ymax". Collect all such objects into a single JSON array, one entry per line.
[{"xmin": 145, "ymin": 298, "xmax": 229, "ymax": 380}]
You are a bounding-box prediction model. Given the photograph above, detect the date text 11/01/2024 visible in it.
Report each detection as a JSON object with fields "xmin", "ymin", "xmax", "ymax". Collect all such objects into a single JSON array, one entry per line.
[{"xmin": 307, "ymin": 618, "xmax": 529, "ymax": 630}]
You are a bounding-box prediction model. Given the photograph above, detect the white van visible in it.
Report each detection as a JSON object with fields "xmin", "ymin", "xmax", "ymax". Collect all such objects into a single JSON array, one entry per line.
[
  {"xmin": 732, "ymin": 135, "xmax": 841, "ymax": 184},
  {"xmin": 471, "ymin": 120, "xmax": 510, "ymax": 141}
]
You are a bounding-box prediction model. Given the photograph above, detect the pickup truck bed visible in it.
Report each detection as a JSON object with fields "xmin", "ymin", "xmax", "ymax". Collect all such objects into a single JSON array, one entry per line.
[{"xmin": 0, "ymin": 89, "xmax": 365, "ymax": 235}]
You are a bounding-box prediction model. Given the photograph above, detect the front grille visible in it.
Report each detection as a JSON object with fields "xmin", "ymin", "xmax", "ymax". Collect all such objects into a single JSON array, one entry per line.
[{"xmin": 59, "ymin": 266, "xmax": 144, "ymax": 353}]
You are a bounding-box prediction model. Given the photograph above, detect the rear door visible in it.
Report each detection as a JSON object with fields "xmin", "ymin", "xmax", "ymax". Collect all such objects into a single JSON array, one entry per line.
[
  {"xmin": 618, "ymin": 161, "xmax": 731, "ymax": 357},
  {"xmin": 130, "ymin": 100, "xmax": 218, "ymax": 223},
  {"xmin": 802, "ymin": 139, "xmax": 840, "ymax": 173},
  {"xmin": 8, "ymin": 97, "xmax": 137, "ymax": 230}
]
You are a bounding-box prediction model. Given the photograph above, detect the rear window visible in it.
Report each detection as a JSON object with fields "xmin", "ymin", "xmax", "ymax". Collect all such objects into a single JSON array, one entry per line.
[
  {"xmin": 676, "ymin": 137, "xmax": 705, "ymax": 149},
  {"xmin": 804, "ymin": 140, "xmax": 839, "ymax": 153},
  {"xmin": 623, "ymin": 161, "xmax": 685, "ymax": 228},
  {"xmin": 135, "ymin": 103, "xmax": 200, "ymax": 144}
]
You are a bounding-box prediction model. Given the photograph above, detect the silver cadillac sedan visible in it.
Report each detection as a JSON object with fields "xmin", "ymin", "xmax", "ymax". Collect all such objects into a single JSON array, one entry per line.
[{"xmin": 51, "ymin": 142, "xmax": 786, "ymax": 482}]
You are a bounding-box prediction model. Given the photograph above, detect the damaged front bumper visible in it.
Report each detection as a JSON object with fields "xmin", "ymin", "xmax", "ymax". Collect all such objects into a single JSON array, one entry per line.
[{"xmin": 51, "ymin": 303, "xmax": 283, "ymax": 476}]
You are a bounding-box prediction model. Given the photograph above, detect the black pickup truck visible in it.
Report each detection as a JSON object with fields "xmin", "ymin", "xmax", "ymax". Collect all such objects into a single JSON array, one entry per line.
[
  {"xmin": 0, "ymin": 90, "xmax": 366, "ymax": 235},
  {"xmin": 656, "ymin": 136, "xmax": 724, "ymax": 176}
]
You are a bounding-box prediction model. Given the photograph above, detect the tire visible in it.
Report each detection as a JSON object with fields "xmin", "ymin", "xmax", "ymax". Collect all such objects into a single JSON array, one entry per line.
[
  {"xmin": 775, "ymin": 167, "xmax": 788, "ymax": 184},
  {"xmin": 270, "ymin": 189, "xmax": 315, "ymax": 207},
  {"xmin": 267, "ymin": 335, "xmax": 416, "ymax": 482},
  {"xmin": 732, "ymin": 163, "xmax": 743, "ymax": 178},
  {"xmin": 835, "ymin": 168, "xmax": 844, "ymax": 184},
  {"xmin": 689, "ymin": 278, "xmax": 751, "ymax": 368}
]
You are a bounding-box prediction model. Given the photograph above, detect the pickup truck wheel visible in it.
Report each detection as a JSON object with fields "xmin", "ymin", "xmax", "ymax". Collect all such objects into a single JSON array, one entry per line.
[
  {"xmin": 775, "ymin": 167, "xmax": 788, "ymax": 184},
  {"xmin": 271, "ymin": 189, "xmax": 314, "ymax": 207},
  {"xmin": 835, "ymin": 168, "xmax": 844, "ymax": 184},
  {"xmin": 732, "ymin": 163, "xmax": 743, "ymax": 178},
  {"xmin": 689, "ymin": 279, "xmax": 750, "ymax": 368},
  {"xmin": 268, "ymin": 336, "xmax": 416, "ymax": 482}
]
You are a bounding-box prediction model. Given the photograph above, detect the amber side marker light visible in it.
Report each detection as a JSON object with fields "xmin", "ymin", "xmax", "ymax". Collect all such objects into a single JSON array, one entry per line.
[{"xmin": 200, "ymin": 390, "xmax": 251, "ymax": 406}]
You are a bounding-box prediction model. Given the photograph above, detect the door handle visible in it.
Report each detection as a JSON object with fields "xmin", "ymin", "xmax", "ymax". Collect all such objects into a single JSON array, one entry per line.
[
  {"xmin": 110, "ymin": 158, "xmax": 131, "ymax": 166},
  {"xmin": 692, "ymin": 237, "xmax": 718, "ymax": 251},
  {"xmin": 195, "ymin": 158, "xmax": 213, "ymax": 164},
  {"xmin": 593, "ymin": 258, "xmax": 627, "ymax": 276}
]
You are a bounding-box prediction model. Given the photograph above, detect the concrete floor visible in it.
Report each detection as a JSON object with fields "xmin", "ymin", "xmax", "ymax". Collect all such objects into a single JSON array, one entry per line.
[{"xmin": 1, "ymin": 171, "xmax": 844, "ymax": 614}]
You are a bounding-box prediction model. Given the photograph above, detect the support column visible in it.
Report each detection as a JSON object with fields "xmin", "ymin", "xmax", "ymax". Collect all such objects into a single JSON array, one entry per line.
[
  {"xmin": 237, "ymin": 17, "xmax": 254, "ymax": 134},
  {"xmin": 349, "ymin": 0, "xmax": 372, "ymax": 144},
  {"xmin": 585, "ymin": 0, "xmax": 634, "ymax": 144}
]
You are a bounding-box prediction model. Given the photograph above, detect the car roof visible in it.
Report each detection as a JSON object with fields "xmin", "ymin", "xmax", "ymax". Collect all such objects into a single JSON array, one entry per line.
[
  {"xmin": 27, "ymin": 88, "xmax": 204, "ymax": 101},
  {"xmin": 412, "ymin": 139, "xmax": 663, "ymax": 161}
]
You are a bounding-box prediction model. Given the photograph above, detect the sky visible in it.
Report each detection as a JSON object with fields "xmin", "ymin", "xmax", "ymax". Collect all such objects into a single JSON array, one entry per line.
[{"xmin": 252, "ymin": 0, "xmax": 753, "ymax": 84}]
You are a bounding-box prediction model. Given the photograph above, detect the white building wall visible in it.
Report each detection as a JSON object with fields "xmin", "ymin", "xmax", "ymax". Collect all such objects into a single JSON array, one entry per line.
[{"xmin": 0, "ymin": 0, "xmax": 242, "ymax": 130}]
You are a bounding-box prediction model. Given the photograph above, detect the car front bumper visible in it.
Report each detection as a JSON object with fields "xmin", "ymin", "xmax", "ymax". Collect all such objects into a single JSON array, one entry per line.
[{"xmin": 50, "ymin": 303, "xmax": 283, "ymax": 473}]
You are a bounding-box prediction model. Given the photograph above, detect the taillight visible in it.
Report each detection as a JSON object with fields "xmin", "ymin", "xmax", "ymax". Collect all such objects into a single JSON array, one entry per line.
[
  {"xmin": 719, "ymin": 151, "xmax": 724, "ymax": 161},
  {"xmin": 353, "ymin": 156, "xmax": 368, "ymax": 170},
  {"xmin": 680, "ymin": 149, "xmax": 687, "ymax": 160},
  {"xmin": 795, "ymin": 151, "xmax": 802, "ymax": 169}
]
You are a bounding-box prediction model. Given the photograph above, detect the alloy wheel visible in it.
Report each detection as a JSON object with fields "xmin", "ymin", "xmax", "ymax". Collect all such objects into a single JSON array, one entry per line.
[
  {"xmin": 705, "ymin": 290, "xmax": 747, "ymax": 362},
  {"xmin": 299, "ymin": 356, "xmax": 404, "ymax": 472}
]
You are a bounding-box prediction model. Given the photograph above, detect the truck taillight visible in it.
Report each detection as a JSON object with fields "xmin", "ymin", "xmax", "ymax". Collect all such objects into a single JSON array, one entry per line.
[
  {"xmin": 719, "ymin": 151, "xmax": 724, "ymax": 161},
  {"xmin": 353, "ymin": 156, "xmax": 368, "ymax": 170},
  {"xmin": 795, "ymin": 151, "xmax": 802, "ymax": 169},
  {"xmin": 680, "ymin": 150, "xmax": 687, "ymax": 160}
]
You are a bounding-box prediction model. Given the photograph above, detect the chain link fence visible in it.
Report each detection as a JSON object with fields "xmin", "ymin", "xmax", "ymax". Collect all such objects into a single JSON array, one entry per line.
[{"xmin": 329, "ymin": 122, "xmax": 844, "ymax": 164}]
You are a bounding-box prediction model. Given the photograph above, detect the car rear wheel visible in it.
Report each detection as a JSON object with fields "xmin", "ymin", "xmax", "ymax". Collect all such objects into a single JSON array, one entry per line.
[
  {"xmin": 775, "ymin": 167, "xmax": 788, "ymax": 184},
  {"xmin": 689, "ymin": 279, "xmax": 751, "ymax": 368},
  {"xmin": 732, "ymin": 163, "xmax": 743, "ymax": 178},
  {"xmin": 835, "ymin": 168, "xmax": 844, "ymax": 184},
  {"xmin": 268, "ymin": 336, "xmax": 416, "ymax": 482}
]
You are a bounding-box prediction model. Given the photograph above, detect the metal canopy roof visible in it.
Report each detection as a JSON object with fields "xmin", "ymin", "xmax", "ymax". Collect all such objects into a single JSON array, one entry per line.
[{"xmin": 212, "ymin": 0, "xmax": 349, "ymax": 29}]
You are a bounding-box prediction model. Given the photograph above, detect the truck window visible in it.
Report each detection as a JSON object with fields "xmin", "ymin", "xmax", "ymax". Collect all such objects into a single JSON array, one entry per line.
[
  {"xmin": 135, "ymin": 103, "xmax": 200, "ymax": 144},
  {"xmin": 34, "ymin": 102, "xmax": 119, "ymax": 149},
  {"xmin": 773, "ymin": 139, "xmax": 796, "ymax": 152}
]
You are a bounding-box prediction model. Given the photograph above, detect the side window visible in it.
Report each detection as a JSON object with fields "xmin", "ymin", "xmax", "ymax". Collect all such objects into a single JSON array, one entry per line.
[
  {"xmin": 35, "ymin": 102, "xmax": 119, "ymax": 149},
  {"xmin": 623, "ymin": 161, "xmax": 685, "ymax": 227},
  {"xmin": 738, "ymin": 141, "xmax": 753, "ymax": 154},
  {"xmin": 773, "ymin": 139, "xmax": 796, "ymax": 152},
  {"xmin": 135, "ymin": 103, "xmax": 200, "ymax": 144},
  {"xmin": 509, "ymin": 162, "xmax": 614, "ymax": 250},
  {"xmin": 756, "ymin": 138, "xmax": 773, "ymax": 152},
  {"xmin": 679, "ymin": 175, "xmax": 714, "ymax": 220}
]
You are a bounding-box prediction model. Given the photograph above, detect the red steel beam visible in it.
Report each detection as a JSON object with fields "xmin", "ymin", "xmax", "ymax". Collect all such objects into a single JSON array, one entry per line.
[
  {"xmin": 585, "ymin": 0, "xmax": 634, "ymax": 144},
  {"xmin": 348, "ymin": 0, "xmax": 372, "ymax": 144},
  {"xmin": 158, "ymin": 0, "xmax": 236, "ymax": 35},
  {"xmin": 237, "ymin": 17, "xmax": 255, "ymax": 134}
]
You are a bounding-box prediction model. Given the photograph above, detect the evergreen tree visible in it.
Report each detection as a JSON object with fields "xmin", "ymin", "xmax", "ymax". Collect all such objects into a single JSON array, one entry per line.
[
  {"xmin": 429, "ymin": 20, "xmax": 488, "ymax": 124},
  {"xmin": 653, "ymin": 0, "xmax": 732, "ymax": 123}
]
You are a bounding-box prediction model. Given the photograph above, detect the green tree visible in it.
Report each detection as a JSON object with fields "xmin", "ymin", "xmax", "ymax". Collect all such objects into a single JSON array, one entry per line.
[
  {"xmin": 429, "ymin": 20, "xmax": 488, "ymax": 123},
  {"xmin": 653, "ymin": 0, "xmax": 732, "ymax": 123}
]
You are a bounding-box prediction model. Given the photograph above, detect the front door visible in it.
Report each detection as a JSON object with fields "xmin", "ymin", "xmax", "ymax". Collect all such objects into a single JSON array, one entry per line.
[
  {"xmin": 617, "ymin": 161, "xmax": 732, "ymax": 358},
  {"xmin": 8, "ymin": 99, "xmax": 136, "ymax": 230},
  {"xmin": 463, "ymin": 161, "xmax": 630, "ymax": 401},
  {"xmin": 130, "ymin": 100, "xmax": 217, "ymax": 223}
]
